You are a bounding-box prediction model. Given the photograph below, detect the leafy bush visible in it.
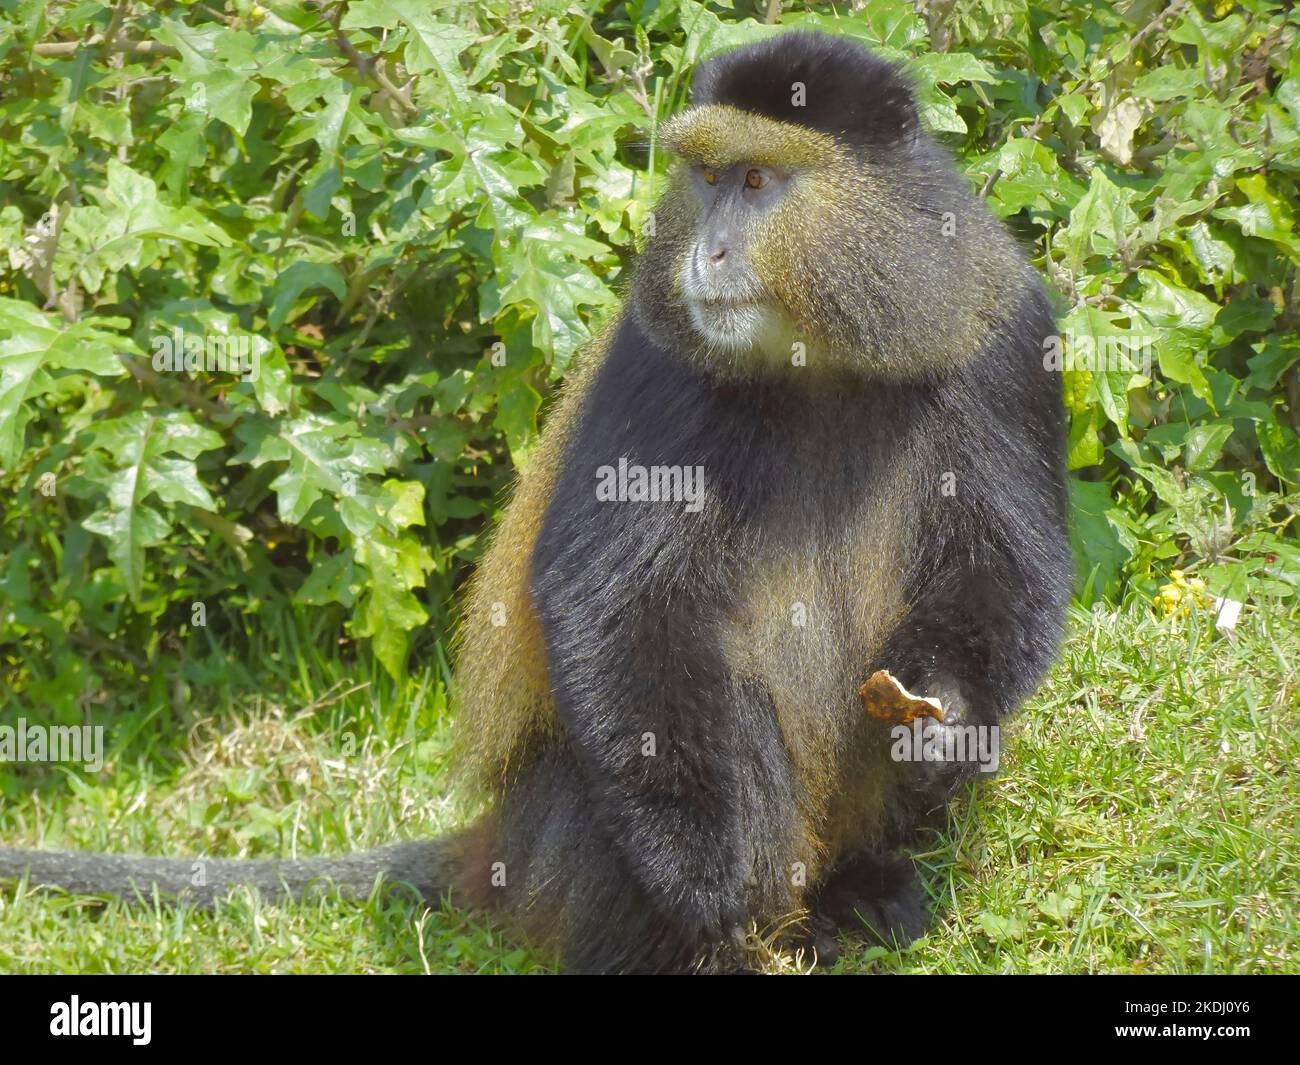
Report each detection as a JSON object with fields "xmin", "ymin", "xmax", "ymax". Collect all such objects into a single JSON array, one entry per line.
[{"xmin": 1, "ymin": 0, "xmax": 1296, "ymax": 710}]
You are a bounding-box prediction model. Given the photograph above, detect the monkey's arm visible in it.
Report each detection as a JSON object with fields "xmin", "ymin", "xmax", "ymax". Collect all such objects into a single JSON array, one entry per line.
[
  {"xmin": 876, "ymin": 321, "xmax": 1073, "ymax": 725},
  {"xmin": 523, "ymin": 336, "xmax": 772, "ymax": 950},
  {"xmin": 894, "ymin": 521, "xmax": 1069, "ymax": 726},
  {"xmin": 875, "ymin": 521, "xmax": 1070, "ymax": 723}
]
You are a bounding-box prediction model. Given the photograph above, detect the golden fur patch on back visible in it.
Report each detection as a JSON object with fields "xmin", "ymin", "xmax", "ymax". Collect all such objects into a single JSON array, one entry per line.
[{"xmin": 450, "ymin": 339, "xmax": 612, "ymax": 795}]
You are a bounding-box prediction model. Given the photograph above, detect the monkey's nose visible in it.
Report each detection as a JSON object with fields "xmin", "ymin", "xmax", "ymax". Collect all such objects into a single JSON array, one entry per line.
[{"xmin": 709, "ymin": 246, "xmax": 728, "ymax": 264}]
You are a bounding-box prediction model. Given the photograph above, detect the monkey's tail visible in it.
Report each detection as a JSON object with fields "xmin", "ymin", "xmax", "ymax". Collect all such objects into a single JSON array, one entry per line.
[{"xmin": 0, "ymin": 837, "xmax": 467, "ymax": 909}]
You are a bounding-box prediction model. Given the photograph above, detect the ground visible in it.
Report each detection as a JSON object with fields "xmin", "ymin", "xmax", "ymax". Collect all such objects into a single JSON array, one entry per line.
[{"xmin": 1, "ymin": 601, "xmax": 1296, "ymax": 974}]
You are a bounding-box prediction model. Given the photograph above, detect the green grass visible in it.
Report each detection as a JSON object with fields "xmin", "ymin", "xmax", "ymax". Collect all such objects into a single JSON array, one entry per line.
[{"xmin": 1, "ymin": 600, "xmax": 1296, "ymax": 974}]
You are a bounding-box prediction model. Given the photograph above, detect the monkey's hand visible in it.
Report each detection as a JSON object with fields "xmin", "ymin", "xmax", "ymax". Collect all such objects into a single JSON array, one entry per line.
[
  {"xmin": 894, "ymin": 671, "xmax": 1000, "ymax": 802},
  {"xmin": 917, "ymin": 670, "xmax": 969, "ymax": 725}
]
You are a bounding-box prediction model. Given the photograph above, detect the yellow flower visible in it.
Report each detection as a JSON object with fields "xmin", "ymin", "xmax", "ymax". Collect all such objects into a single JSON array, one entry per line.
[
  {"xmin": 1156, "ymin": 579, "xmax": 1197, "ymax": 617},
  {"xmin": 1155, "ymin": 572, "xmax": 1211, "ymax": 617}
]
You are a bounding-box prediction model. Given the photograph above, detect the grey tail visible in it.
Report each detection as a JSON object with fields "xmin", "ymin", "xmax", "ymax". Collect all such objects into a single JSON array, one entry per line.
[{"xmin": 0, "ymin": 838, "xmax": 459, "ymax": 909}]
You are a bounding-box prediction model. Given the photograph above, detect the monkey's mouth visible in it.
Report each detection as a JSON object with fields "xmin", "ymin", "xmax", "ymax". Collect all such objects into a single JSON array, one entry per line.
[
  {"xmin": 686, "ymin": 297, "xmax": 779, "ymax": 352},
  {"xmin": 689, "ymin": 297, "xmax": 766, "ymax": 325},
  {"xmin": 694, "ymin": 298, "xmax": 761, "ymax": 311}
]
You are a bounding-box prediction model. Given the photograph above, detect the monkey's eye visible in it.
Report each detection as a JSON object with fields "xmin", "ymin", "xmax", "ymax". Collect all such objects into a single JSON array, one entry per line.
[
  {"xmin": 703, "ymin": 168, "xmax": 718, "ymax": 186},
  {"xmin": 745, "ymin": 168, "xmax": 767, "ymax": 190}
]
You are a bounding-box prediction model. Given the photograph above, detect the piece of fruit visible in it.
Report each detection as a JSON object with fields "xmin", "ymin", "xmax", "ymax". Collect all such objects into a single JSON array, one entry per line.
[{"xmin": 857, "ymin": 669, "xmax": 945, "ymax": 724}]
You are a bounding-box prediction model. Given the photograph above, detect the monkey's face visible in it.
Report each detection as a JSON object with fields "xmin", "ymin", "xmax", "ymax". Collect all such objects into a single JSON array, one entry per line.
[
  {"xmin": 677, "ymin": 161, "xmax": 793, "ymax": 354},
  {"xmin": 633, "ymin": 104, "xmax": 848, "ymax": 371}
]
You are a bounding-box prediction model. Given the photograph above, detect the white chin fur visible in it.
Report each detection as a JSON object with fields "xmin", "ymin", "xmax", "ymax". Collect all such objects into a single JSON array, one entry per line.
[{"xmin": 688, "ymin": 301, "xmax": 782, "ymax": 354}]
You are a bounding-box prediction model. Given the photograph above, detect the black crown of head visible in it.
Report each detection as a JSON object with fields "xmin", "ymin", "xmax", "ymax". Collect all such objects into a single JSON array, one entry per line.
[{"xmin": 691, "ymin": 31, "xmax": 919, "ymax": 152}]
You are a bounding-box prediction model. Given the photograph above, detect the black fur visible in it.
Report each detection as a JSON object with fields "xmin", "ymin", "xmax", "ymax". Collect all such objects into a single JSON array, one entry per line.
[
  {"xmin": 517, "ymin": 278, "xmax": 1070, "ymax": 971},
  {"xmin": 809, "ymin": 850, "xmax": 931, "ymax": 948},
  {"xmin": 874, "ymin": 284, "xmax": 1072, "ymax": 720},
  {"xmin": 692, "ymin": 31, "xmax": 920, "ymax": 151}
]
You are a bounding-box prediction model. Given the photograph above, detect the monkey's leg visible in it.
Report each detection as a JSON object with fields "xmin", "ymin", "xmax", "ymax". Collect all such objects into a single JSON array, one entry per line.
[
  {"xmin": 530, "ymin": 523, "xmax": 800, "ymax": 966},
  {"xmin": 488, "ymin": 744, "xmax": 785, "ymax": 973},
  {"xmin": 805, "ymin": 534, "xmax": 1070, "ymax": 954},
  {"xmin": 808, "ymin": 849, "xmax": 930, "ymax": 950},
  {"xmin": 529, "ymin": 597, "xmax": 800, "ymax": 966}
]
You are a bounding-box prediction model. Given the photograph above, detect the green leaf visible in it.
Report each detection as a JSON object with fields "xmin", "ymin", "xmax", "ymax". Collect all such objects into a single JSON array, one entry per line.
[
  {"xmin": 1058, "ymin": 305, "xmax": 1141, "ymax": 434},
  {"xmin": 157, "ymin": 19, "xmax": 259, "ymax": 134},
  {"xmin": 1068, "ymin": 479, "xmax": 1131, "ymax": 599},
  {"xmin": 69, "ymin": 161, "xmax": 231, "ymax": 291},
  {"xmin": 234, "ymin": 413, "xmax": 393, "ymax": 533},
  {"xmin": 493, "ymin": 379, "xmax": 542, "ymax": 462},
  {"xmin": 1133, "ymin": 66, "xmax": 1203, "ymax": 101},
  {"xmin": 81, "ymin": 410, "xmax": 224, "ymax": 600},
  {"xmin": 353, "ymin": 530, "xmax": 435, "ymax": 678},
  {"xmin": 380, "ymin": 478, "xmax": 426, "ymax": 529},
  {"xmin": 267, "ymin": 262, "xmax": 347, "ymax": 332},
  {"xmin": 1212, "ymin": 175, "xmax": 1300, "ymax": 262},
  {"xmin": 1057, "ymin": 169, "xmax": 1140, "ymax": 277},
  {"xmin": 1132, "ymin": 463, "xmax": 1184, "ymax": 507},
  {"xmin": 251, "ymin": 340, "xmax": 293, "ymax": 416},
  {"xmin": 1211, "ymin": 297, "xmax": 1277, "ymax": 346},
  {"xmin": 1126, "ymin": 270, "xmax": 1218, "ymax": 405},
  {"xmin": 1182, "ymin": 423, "xmax": 1234, "ymax": 471},
  {"xmin": 1246, "ymin": 336, "xmax": 1300, "ymax": 391},
  {"xmin": 341, "ymin": 0, "xmax": 475, "ymax": 105},
  {"xmin": 1066, "ymin": 407, "xmax": 1104, "ymax": 470},
  {"xmin": 0, "ymin": 301, "xmax": 131, "ymax": 466},
  {"xmin": 1255, "ymin": 413, "xmax": 1300, "ymax": 485},
  {"xmin": 978, "ymin": 912, "xmax": 1026, "ymax": 943},
  {"xmin": 295, "ymin": 551, "xmax": 360, "ymax": 608},
  {"xmin": 487, "ymin": 234, "xmax": 616, "ymax": 368},
  {"xmin": 907, "ymin": 52, "xmax": 997, "ymax": 85}
]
